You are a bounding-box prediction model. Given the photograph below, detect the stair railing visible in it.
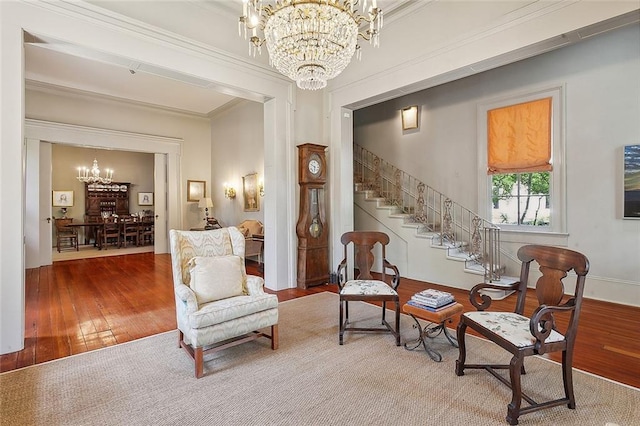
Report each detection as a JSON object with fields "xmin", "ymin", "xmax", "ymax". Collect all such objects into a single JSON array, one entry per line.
[{"xmin": 354, "ymin": 144, "xmax": 502, "ymax": 281}]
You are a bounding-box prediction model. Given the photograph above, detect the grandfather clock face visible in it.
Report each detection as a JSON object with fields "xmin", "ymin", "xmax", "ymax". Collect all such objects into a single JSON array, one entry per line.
[{"xmin": 299, "ymin": 146, "xmax": 326, "ymax": 184}]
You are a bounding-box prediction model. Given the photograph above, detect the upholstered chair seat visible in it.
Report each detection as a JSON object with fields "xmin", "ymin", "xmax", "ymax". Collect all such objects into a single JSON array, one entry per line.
[
  {"xmin": 340, "ymin": 279, "xmax": 398, "ymax": 296},
  {"xmin": 463, "ymin": 311, "xmax": 565, "ymax": 348}
]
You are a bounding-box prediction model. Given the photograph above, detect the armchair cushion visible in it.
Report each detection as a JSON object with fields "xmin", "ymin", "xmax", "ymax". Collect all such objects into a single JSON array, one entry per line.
[
  {"xmin": 188, "ymin": 255, "xmax": 245, "ymax": 304},
  {"xmin": 188, "ymin": 294, "xmax": 278, "ymax": 329},
  {"xmin": 464, "ymin": 311, "xmax": 565, "ymax": 348}
]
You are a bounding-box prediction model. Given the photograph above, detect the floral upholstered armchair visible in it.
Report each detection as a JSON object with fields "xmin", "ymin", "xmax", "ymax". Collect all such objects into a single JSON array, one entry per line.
[{"xmin": 169, "ymin": 227, "xmax": 278, "ymax": 378}]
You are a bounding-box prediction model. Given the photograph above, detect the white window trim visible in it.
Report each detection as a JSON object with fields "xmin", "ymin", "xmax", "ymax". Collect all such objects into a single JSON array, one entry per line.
[{"xmin": 477, "ymin": 84, "xmax": 567, "ymax": 235}]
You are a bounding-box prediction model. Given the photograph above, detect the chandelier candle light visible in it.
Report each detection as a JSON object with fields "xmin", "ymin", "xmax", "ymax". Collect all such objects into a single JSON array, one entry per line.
[
  {"xmin": 239, "ymin": 0, "xmax": 383, "ymax": 90},
  {"xmin": 77, "ymin": 159, "xmax": 113, "ymax": 184}
]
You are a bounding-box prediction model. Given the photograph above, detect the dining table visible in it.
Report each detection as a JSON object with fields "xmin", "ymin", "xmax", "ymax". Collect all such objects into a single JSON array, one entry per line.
[{"xmin": 65, "ymin": 222, "xmax": 105, "ymax": 248}]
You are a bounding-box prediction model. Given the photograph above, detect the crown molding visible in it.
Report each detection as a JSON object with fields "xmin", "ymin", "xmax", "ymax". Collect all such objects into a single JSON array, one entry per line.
[
  {"xmin": 26, "ymin": 0, "xmax": 287, "ymax": 85},
  {"xmin": 26, "ymin": 79, "xmax": 213, "ymax": 119}
]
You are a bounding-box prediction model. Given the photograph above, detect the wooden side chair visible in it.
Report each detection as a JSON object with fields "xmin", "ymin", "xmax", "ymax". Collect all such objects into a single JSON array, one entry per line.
[
  {"xmin": 101, "ymin": 216, "xmax": 120, "ymax": 249},
  {"xmin": 54, "ymin": 218, "xmax": 78, "ymax": 252},
  {"xmin": 120, "ymin": 217, "xmax": 139, "ymax": 247},
  {"xmin": 336, "ymin": 231, "xmax": 401, "ymax": 346},
  {"xmin": 138, "ymin": 216, "xmax": 154, "ymax": 246},
  {"xmin": 455, "ymin": 244, "xmax": 590, "ymax": 425}
]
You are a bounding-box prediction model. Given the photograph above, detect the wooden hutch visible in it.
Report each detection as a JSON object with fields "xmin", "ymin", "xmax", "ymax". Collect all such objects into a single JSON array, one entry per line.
[{"xmin": 85, "ymin": 182, "xmax": 131, "ymax": 220}]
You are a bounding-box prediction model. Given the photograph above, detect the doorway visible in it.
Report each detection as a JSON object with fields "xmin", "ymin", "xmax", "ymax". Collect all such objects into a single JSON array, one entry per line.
[{"xmin": 25, "ymin": 119, "xmax": 181, "ymax": 268}]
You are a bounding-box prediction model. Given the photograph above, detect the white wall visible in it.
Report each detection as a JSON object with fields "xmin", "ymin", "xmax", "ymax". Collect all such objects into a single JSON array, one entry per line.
[
  {"xmin": 354, "ymin": 24, "xmax": 640, "ymax": 306},
  {"xmin": 210, "ymin": 100, "xmax": 265, "ymax": 227}
]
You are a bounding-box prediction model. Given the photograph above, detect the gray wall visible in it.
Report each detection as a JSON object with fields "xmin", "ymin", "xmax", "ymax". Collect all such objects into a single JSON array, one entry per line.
[{"xmin": 354, "ymin": 24, "xmax": 640, "ymax": 305}]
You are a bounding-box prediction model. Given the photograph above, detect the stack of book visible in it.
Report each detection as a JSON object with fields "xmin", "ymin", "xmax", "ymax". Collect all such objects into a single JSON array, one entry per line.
[{"xmin": 407, "ymin": 288, "xmax": 456, "ymax": 312}]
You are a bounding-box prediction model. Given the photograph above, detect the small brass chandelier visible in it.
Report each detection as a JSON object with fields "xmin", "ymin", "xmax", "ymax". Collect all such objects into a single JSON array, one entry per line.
[{"xmin": 239, "ymin": 0, "xmax": 383, "ymax": 90}]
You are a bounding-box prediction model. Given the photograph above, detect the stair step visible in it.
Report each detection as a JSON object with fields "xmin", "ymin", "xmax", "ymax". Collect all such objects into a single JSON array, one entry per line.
[
  {"xmin": 464, "ymin": 261, "xmax": 506, "ymax": 274},
  {"xmin": 388, "ymin": 213, "xmax": 410, "ymax": 219}
]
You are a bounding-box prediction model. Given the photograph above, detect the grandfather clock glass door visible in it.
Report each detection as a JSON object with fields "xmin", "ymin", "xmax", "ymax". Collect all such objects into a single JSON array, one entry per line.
[{"xmin": 309, "ymin": 188, "xmax": 323, "ymax": 238}]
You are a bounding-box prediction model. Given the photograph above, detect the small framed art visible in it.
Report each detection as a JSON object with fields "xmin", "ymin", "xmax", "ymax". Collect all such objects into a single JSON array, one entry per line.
[
  {"xmin": 138, "ymin": 192, "xmax": 154, "ymax": 206},
  {"xmin": 243, "ymin": 173, "xmax": 260, "ymax": 212},
  {"xmin": 187, "ymin": 180, "xmax": 206, "ymax": 202},
  {"xmin": 52, "ymin": 190, "xmax": 74, "ymax": 207}
]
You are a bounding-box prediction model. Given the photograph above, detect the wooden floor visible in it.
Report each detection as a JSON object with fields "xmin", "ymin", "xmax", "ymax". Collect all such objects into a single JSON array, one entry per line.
[{"xmin": 1, "ymin": 253, "xmax": 638, "ymax": 389}]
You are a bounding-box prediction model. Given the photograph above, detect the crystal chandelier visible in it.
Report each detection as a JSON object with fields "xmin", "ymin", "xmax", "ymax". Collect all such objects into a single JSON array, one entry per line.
[
  {"xmin": 239, "ymin": 0, "xmax": 383, "ymax": 90},
  {"xmin": 76, "ymin": 159, "xmax": 114, "ymax": 184}
]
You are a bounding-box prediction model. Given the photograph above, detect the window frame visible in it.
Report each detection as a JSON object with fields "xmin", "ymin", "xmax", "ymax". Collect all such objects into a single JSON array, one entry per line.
[{"xmin": 477, "ymin": 85, "xmax": 567, "ymax": 235}]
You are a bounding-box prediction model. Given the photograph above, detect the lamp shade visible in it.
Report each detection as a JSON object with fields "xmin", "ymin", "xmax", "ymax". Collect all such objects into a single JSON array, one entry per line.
[{"xmin": 198, "ymin": 197, "xmax": 213, "ymax": 209}]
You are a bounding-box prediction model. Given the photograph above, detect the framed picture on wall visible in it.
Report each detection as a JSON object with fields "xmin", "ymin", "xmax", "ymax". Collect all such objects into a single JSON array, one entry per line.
[
  {"xmin": 187, "ymin": 180, "xmax": 206, "ymax": 202},
  {"xmin": 138, "ymin": 192, "xmax": 154, "ymax": 206},
  {"xmin": 52, "ymin": 190, "xmax": 74, "ymax": 207},
  {"xmin": 243, "ymin": 173, "xmax": 260, "ymax": 212},
  {"xmin": 624, "ymin": 144, "xmax": 640, "ymax": 219}
]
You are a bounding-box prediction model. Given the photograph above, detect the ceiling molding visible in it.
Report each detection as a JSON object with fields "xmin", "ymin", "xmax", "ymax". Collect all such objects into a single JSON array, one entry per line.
[
  {"xmin": 26, "ymin": 79, "xmax": 213, "ymax": 119},
  {"xmin": 27, "ymin": 0, "xmax": 287, "ymax": 84},
  {"xmin": 335, "ymin": 8, "xmax": 639, "ymax": 110},
  {"xmin": 207, "ymin": 98, "xmax": 253, "ymax": 119}
]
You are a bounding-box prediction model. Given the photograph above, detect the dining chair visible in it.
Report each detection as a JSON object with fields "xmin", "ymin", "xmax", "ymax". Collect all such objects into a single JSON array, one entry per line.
[
  {"xmin": 102, "ymin": 216, "xmax": 120, "ymax": 249},
  {"xmin": 336, "ymin": 231, "xmax": 401, "ymax": 346},
  {"xmin": 455, "ymin": 244, "xmax": 590, "ymax": 425},
  {"xmin": 120, "ymin": 217, "xmax": 139, "ymax": 247},
  {"xmin": 138, "ymin": 216, "xmax": 154, "ymax": 246},
  {"xmin": 54, "ymin": 218, "xmax": 79, "ymax": 252}
]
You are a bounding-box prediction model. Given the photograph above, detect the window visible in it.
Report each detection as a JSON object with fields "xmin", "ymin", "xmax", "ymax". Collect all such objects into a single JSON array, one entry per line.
[
  {"xmin": 491, "ymin": 172, "xmax": 550, "ymax": 226},
  {"xmin": 477, "ymin": 86, "xmax": 566, "ymax": 234}
]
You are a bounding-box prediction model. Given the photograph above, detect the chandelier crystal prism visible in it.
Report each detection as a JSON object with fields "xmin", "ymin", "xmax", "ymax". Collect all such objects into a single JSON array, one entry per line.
[
  {"xmin": 76, "ymin": 158, "xmax": 114, "ymax": 184},
  {"xmin": 239, "ymin": 0, "xmax": 383, "ymax": 90}
]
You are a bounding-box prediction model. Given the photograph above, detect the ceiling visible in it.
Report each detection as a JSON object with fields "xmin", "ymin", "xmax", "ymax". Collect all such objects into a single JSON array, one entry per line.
[
  {"xmin": 23, "ymin": 1, "xmax": 639, "ymax": 117},
  {"xmin": 24, "ymin": 0, "xmax": 415, "ymax": 117}
]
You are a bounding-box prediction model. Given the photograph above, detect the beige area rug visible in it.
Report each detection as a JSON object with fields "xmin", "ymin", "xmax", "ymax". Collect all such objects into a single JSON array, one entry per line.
[{"xmin": 1, "ymin": 292, "xmax": 638, "ymax": 426}]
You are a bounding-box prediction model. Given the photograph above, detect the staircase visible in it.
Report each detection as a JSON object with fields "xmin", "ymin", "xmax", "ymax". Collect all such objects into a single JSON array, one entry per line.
[{"xmin": 354, "ymin": 144, "xmax": 517, "ymax": 297}]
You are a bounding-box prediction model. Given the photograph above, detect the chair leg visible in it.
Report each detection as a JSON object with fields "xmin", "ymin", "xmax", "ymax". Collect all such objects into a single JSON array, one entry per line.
[
  {"xmin": 506, "ymin": 354, "xmax": 524, "ymax": 425},
  {"xmin": 455, "ymin": 321, "xmax": 467, "ymax": 376},
  {"xmin": 339, "ymin": 299, "xmax": 345, "ymax": 345},
  {"xmin": 271, "ymin": 324, "xmax": 279, "ymax": 350},
  {"xmin": 381, "ymin": 301, "xmax": 387, "ymax": 325},
  {"xmin": 178, "ymin": 330, "xmax": 183, "ymax": 348},
  {"xmin": 562, "ymin": 349, "xmax": 576, "ymax": 409},
  {"xmin": 194, "ymin": 347, "xmax": 204, "ymax": 379},
  {"xmin": 394, "ymin": 300, "xmax": 400, "ymax": 346}
]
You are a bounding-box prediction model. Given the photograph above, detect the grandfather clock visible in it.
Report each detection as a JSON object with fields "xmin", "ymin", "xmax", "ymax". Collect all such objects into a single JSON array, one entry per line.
[{"xmin": 296, "ymin": 143, "xmax": 329, "ymax": 289}]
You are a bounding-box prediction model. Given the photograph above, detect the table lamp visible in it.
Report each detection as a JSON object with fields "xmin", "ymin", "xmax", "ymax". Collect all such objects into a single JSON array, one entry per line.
[{"xmin": 198, "ymin": 197, "xmax": 214, "ymax": 230}]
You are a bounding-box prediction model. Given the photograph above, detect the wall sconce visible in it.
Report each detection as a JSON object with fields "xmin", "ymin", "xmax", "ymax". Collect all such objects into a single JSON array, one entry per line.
[
  {"xmin": 258, "ymin": 178, "xmax": 264, "ymax": 197},
  {"xmin": 401, "ymin": 105, "xmax": 419, "ymax": 131},
  {"xmin": 224, "ymin": 183, "xmax": 236, "ymax": 199}
]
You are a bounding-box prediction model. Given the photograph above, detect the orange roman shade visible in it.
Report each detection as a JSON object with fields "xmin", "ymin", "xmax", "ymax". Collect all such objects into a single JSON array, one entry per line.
[{"xmin": 487, "ymin": 97, "xmax": 552, "ymax": 175}]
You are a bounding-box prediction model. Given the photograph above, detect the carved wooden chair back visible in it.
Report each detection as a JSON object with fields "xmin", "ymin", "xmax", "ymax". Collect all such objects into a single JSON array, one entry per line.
[{"xmin": 340, "ymin": 231, "xmax": 390, "ymax": 281}]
